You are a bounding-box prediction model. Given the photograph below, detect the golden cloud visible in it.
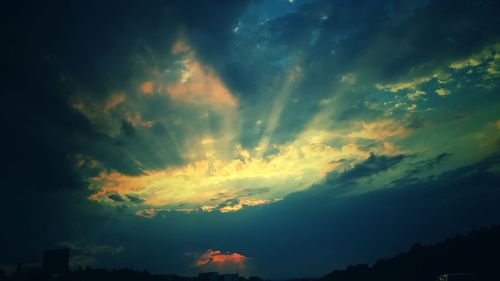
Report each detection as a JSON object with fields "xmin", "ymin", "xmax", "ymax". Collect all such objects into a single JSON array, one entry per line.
[{"xmin": 88, "ymin": 131, "xmax": 374, "ymax": 212}]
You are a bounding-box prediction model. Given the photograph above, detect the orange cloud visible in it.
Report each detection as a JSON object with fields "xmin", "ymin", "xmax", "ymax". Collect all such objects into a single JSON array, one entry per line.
[
  {"xmin": 104, "ymin": 94, "xmax": 126, "ymax": 112},
  {"xmin": 140, "ymin": 81, "xmax": 154, "ymax": 95},
  {"xmin": 165, "ymin": 40, "xmax": 238, "ymax": 110},
  {"xmin": 194, "ymin": 250, "xmax": 247, "ymax": 271}
]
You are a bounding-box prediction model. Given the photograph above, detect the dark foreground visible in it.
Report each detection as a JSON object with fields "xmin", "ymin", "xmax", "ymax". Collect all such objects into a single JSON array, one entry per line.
[{"xmin": 3, "ymin": 225, "xmax": 500, "ymax": 281}]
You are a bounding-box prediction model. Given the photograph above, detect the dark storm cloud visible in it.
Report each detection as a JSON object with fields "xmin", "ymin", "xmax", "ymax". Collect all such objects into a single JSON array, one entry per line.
[{"xmin": 337, "ymin": 153, "xmax": 407, "ymax": 183}]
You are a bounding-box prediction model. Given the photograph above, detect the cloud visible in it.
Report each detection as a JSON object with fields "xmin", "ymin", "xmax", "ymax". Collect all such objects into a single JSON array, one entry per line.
[
  {"xmin": 139, "ymin": 81, "xmax": 154, "ymax": 95},
  {"xmin": 104, "ymin": 94, "xmax": 126, "ymax": 112},
  {"xmin": 435, "ymin": 88, "xmax": 450, "ymax": 96},
  {"xmin": 407, "ymin": 90, "xmax": 426, "ymax": 100},
  {"xmin": 217, "ymin": 198, "xmax": 271, "ymax": 213},
  {"xmin": 124, "ymin": 112, "xmax": 154, "ymax": 128},
  {"xmin": 107, "ymin": 193, "xmax": 124, "ymax": 202},
  {"xmin": 375, "ymin": 76, "xmax": 433, "ymax": 93},
  {"xmin": 337, "ymin": 153, "xmax": 407, "ymax": 183},
  {"xmin": 60, "ymin": 242, "xmax": 124, "ymax": 268},
  {"xmin": 135, "ymin": 208, "xmax": 160, "ymax": 219},
  {"xmin": 397, "ymin": 153, "xmax": 451, "ymax": 181},
  {"xmin": 164, "ymin": 40, "xmax": 238, "ymax": 110},
  {"xmin": 191, "ymin": 249, "xmax": 248, "ymax": 272},
  {"xmin": 347, "ymin": 120, "xmax": 410, "ymax": 140},
  {"xmin": 87, "ymin": 133, "xmax": 373, "ymax": 211},
  {"xmin": 125, "ymin": 194, "xmax": 144, "ymax": 203}
]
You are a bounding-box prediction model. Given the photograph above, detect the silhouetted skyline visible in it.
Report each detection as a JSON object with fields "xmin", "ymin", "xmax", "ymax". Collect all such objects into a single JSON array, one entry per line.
[{"xmin": 3, "ymin": 225, "xmax": 499, "ymax": 280}]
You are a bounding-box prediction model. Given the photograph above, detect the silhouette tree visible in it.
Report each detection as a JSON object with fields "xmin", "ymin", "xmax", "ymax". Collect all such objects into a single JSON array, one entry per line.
[{"xmin": 321, "ymin": 225, "xmax": 500, "ymax": 281}]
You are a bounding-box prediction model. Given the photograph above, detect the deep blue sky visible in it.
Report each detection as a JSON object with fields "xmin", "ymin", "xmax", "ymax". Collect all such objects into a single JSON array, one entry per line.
[{"xmin": 2, "ymin": 0, "xmax": 500, "ymax": 278}]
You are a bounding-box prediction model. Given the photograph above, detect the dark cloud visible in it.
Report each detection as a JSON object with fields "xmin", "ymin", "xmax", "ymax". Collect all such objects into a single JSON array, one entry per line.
[
  {"xmin": 125, "ymin": 194, "xmax": 144, "ymax": 204},
  {"xmin": 404, "ymin": 153, "xmax": 451, "ymax": 178},
  {"xmin": 107, "ymin": 194, "xmax": 124, "ymax": 202},
  {"xmin": 337, "ymin": 153, "xmax": 407, "ymax": 183}
]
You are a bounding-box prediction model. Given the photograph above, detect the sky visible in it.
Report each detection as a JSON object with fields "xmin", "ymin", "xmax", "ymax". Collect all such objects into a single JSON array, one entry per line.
[{"xmin": 2, "ymin": 0, "xmax": 500, "ymax": 278}]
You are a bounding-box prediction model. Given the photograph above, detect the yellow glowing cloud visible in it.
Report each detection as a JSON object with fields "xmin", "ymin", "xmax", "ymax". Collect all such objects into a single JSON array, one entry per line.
[
  {"xmin": 218, "ymin": 199, "xmax": 272, "ymax": 213},
  {"xmin": 88, "ymin": 132, "xmax": 373, "ymax": 211},
  {"xmin": 407, "ymin": 90, "xmax": 426, "ymax": 100},
  {"xmin": 375, "ymin": 69, "xmax": 454, "ymax": 94},
  {"xmin": 450, "ymin": 58, "xmax": 482, "ymax": 69},
  {"xmin": 435, "ymin": 88, "xmax": 450, "ymax": 96},
  {"xmin": 375, "ymin": 76, "xmax": 432, "ymax": 93},
  {"xmin": 448, "ymin": 43, "xmax": 499, "ymax": 70}
]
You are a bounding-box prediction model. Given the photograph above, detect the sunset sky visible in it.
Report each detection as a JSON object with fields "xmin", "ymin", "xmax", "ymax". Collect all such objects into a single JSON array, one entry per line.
[{"xmin": 2, "ymin": 0, "xmax": 500, "ymax": 278}]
